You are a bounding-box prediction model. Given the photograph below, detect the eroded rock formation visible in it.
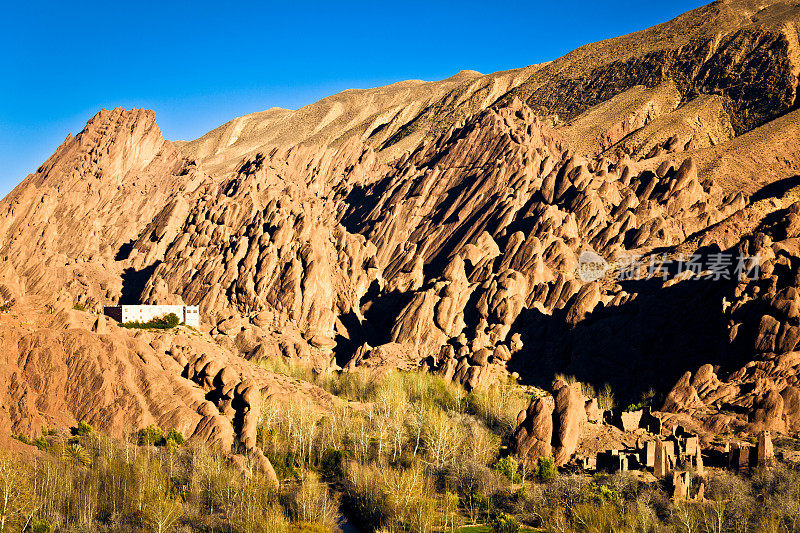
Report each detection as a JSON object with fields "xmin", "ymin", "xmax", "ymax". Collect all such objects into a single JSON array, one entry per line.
[
  {"xmin": 513, "ymin": 380, "xmax": 586, "ymax": 466},
  {"xmin": 2, "ymin": 0, "xmax": 800, "ymax": 457}
]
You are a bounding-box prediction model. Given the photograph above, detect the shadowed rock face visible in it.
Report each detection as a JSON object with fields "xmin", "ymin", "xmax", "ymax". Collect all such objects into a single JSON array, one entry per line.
[
  {"xmin": 3, "ymin": 0, "xmax": 800, "ymax": 443},
  {"xmin": 660, "ymin": 201, "xmax": 800, "ymax": 434},
  {"xmin": 330, "ymin": 100, "xmax": 748, "ymax": 392}
]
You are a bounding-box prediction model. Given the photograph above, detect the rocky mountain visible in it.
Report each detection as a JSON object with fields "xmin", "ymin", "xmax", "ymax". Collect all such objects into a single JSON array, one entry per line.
[{"xmin": 2, "ymin": 0, "xmax": 800, "ymax": 450}]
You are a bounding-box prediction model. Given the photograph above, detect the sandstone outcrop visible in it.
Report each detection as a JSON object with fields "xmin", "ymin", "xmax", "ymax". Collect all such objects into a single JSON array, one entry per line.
[
  {"xmin": 0, "ymin": 108, "xmax": 204, "ymax": 311},
  {"xmin": 512, "ymin": 381, "xmax": 586, "ymax": 466},
  {"xmin": 552, "ymin": 381, "xmax": 587, "ymax": 465},
  {"xmin": 512, "ymin": 396, "xmax": 554, "ymax": 461}
]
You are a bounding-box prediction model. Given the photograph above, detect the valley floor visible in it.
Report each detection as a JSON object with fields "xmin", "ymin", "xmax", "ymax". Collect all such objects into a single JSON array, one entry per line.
[{"xmin": 4, "ymin": 365, "xmax": 800, "ymax": 533}]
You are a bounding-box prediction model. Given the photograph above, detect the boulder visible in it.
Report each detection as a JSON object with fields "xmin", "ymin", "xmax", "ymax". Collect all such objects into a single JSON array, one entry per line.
[
  {"xmin": 253, "ymin": 447, "xmax": 280, "ymax": 487},
  {"xmin": 492, "ymin": 344, "xmax": 511, "ymax": 362},
  {"xmin": 552, "ymin": 382, "xmax": 585, "ymax": 466},
  {"xmin": 585, "ymin": 398, "xmax": 600, "ymax": 423},
  {"xmin": 512, "ymin": 396, "xmax": 555, "ymax": 462},
  {"xmin": 781, "ymin": 386, "xmax": 800, "ymax": 433},
  {"xmin": 564, "ymin": 281, "xmax": 600, "ymax": 325},
  {"xmin": 750, "ymin": 390, "xmax": 786, "ymax": 433},
  {"xmin": 437, "ymin": 353, "xmax": 458, "ymax": 382},
  {"xmin": 662, "ymin": 371, "xmax": 705, "ymax": 413},
  {"xmin": 471, "ymin": 348, "xmax": 491, "ymax": 366}
]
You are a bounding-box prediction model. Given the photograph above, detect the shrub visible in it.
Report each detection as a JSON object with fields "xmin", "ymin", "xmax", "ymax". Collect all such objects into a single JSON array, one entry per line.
[
  {"xmin": 465, "ymin": 380, "xmax": 528, "ymax": 437},
  {"xmin": 64, "ymin": 443, "xmax": 91, "ymax": 466},
  {"xmin": 397, "ymin": 370, "xmax": 463, "ymax": 412},
  {"xmin": 582, "ymin": 382, "xmax": 597, "ymax": 398},
  {"xmin": 152, "ymin": 312, "xmax": 180, "ymax": 328},
  {"xmin": 443, "ymin": 459, "xmax": 504, "ymax": 518},
  {"xmin": 640, "ymin": 387, "xmax": 660, "ymax": 408},
  {"xmin": 587, "ymin": 482, "xmax": 620, "ymax": 503},
  {"xmin": 608, "ymin": 472, "xmax": 640, "ymax": 501},
  {"xmin": 165, "ymin": 437, "xmax": 179, "ymax": 454},
  {"xmin": 423, "ymin": 409, "xmax": 457, "ymax": 467},
  {"xmin": 598, "ymin": 383, "xmax": 616, "ymax": 410},
  {"xmin": 625, "ymin": 388, "xmax": 661, "ymax": 412},
  {"xmin": 341, "ymin": 461, "xmax": 440, "ymax": 531},
  {"xmin": 571, "ymin": 502, "xmax": 624, "ymax": 531},
  {"xmin": 533, "ymin": 456, "xmax": 557, "ymax": 482},
  {"xmin": 121, "ymin": 312, "xmax": 181, "ymax": 330},
  {"xmin": 12, "ymin": 433, "xmax": 31, "ymax": 445},
  {"xmin": 33, "ymin": 436, "xmax": 51, "ymax": 452},
  {"xmin": 489, "ymin": 512, "xmax": 520, "ymax": 533},
  {"xmin": 31, "ymin": 518, "xmax": 53, "ymax": 533},
  {"xmin": 546, "ymin": 475, "xmax": 590, "ymax": 508},
  {"xmin": 320, "ymin": 449, "xmax": 347, "ymax": 479},
  {"xmin": 341, "ymin": 462, "xmax": 389, "ymax": 530},
  {"xmin": 494, "ymin": 456, "xmax": 521, "ymax": 483},
  {"xmin": 461, "ymin": 415, "xmax": 500, "ymax": 465},
  {"xmin": 283, "ymin": 471, "xmax": 340, "ymax": 530},
  {"xmin": 706, "ymin": 469, "xmax": 757, "ymax": 528},
  {"xmin": 553, "ymin": 373, "xmax": 577, "ymax": 386},
  {"xmin": 258, "ymin": 357, "xmax": 317, "ymax": 383},
  {"xmin": 141, "ymin": 467, "xmax": 183, "ymax": 533},
  {"xmin": 166, "ymin": 429, "xmax": 185, "ymax": 446},
  {"xmin": 76, "ymin": 420, "xmax": 94, "ymax": 437},
  {"xmin": 329, "ymin": 367, "xmax": 381, "ymax": 402},
  {"xmin": 72, "ymin": 302, "xmax": 86, "ymax": 311}
]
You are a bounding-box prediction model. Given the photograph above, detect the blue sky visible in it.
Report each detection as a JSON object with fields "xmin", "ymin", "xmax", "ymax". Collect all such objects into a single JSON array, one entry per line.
[{"xmin": 0, "ymin": 0, "xmax": 706, "ymax": 196}]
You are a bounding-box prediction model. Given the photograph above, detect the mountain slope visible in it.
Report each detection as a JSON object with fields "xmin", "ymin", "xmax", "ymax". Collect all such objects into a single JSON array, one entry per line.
[
  {"xmin": 0, "ymin": 108, "xmax": 205, "ymax": 307},
  {"xmin": 177, "ymin": 67, "xmax": 543, "ymax": 174},
  {"xmin": 177, "ymin": 0, "xmax": 800, "ymax": 189}
]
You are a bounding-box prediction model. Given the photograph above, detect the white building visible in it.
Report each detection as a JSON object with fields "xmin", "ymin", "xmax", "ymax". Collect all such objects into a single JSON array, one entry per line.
[{"xmin": 103, "ymin": 304, "xmax": 200, "ymax": 327}]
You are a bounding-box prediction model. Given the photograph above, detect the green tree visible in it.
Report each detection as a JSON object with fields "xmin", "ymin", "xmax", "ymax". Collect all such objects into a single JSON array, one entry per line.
[
  {"xmin": 165, "ymin": 429, "xmax": 185, "ymax": 446},
  {"xmin": 138, "ymin": 425, "xmax": 164, "ymax": 446},
  {"xmin": 152, "ymin": 313, "xmax": 180, "ymax": 328}
]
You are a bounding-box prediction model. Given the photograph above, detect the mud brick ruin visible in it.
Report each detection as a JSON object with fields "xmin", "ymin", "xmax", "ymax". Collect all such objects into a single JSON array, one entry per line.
[
  {"xmin": 577, "ymin": 407, "xmax": 775, "ymax": 499},
  {"xmin": 727, "ymin": 430, "xmax": 776, "ymax": 473}
]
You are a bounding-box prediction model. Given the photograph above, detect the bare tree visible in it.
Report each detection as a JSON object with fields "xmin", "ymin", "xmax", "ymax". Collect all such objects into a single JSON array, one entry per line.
[
  {"xmin": 0, "ymin": 457, "xmax": 34, "ymax": 533},
  {"xmin": 674, "ymin": 501, "xmax": 700, "ymax": 533}
]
